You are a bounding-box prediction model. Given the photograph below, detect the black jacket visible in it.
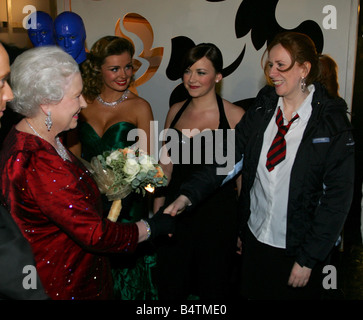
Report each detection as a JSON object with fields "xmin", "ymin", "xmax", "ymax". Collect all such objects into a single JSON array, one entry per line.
[
  {"xmin": 181, "ymin": 83, "xmax": 354, "ymax": 268},
  {"xmin": 0, "ymin": 205, "xmax": 49, "ymax": 299}
]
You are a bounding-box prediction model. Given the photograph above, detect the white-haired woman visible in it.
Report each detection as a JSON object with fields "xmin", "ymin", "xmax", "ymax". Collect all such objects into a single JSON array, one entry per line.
[{"xmin": 0, "ymin": 46, "xmax": 174, "ymax": 300}]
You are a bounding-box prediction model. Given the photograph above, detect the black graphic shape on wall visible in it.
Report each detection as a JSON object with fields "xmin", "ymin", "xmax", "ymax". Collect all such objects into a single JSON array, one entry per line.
[
  {"xmin": 166, "ymin": 36, "xmax": 195, "ymax": 81},
  {"xmin": 166, "ymin": 0, "xmax": 325, "ymax": 107},
  {"xmin": 166, "ymin": 36, "xmax": 246, "ymax": 106},
  {"xmin": 222, "ymin": 43, "xmax": 246, "ymax": 78},
  {"xmin": 235, "ymin": 0, "xmax": 324, "ymax": 53}
]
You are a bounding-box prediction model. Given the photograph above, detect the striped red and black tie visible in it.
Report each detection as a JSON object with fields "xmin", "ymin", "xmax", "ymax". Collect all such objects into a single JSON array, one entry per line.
[{"xmin": 266, "ymin": 107, "xmax": 299, "ymax": 172}]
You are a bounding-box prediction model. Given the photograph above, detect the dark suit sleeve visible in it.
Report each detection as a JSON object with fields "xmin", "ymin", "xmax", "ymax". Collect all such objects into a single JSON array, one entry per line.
[{"xmin": 0, "ymin": 206, "xmax": 49, "ymax": 300}]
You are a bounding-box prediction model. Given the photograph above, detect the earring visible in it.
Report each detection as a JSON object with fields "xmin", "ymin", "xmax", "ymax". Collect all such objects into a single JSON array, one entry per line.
[
  {"xmin": 301, "ymin": 77, "xmax": 306, "ymax": 93},
  {"xmin": 45, "ymin": 111, "xmax": 52, "ymax": 131}
]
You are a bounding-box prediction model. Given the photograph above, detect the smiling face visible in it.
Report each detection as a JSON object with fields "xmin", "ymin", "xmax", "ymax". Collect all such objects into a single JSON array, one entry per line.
[
  {"xmin": 0, "ymin": 44, "xmax": 13, "ymax": 119},
  {"xmin": 49, "ymin": 72, "xmax": 86, "ymax": 133},
  {"xmin": 267, "ymin": 43, "xmax": 309, "ymax": 100},
  {"xmin": 183, "ymin": 56, "xmax": 222, "ymax": 98},
  {"xmin": 100, "ymin": 53, "xmax": 133, "ymax": 93}
]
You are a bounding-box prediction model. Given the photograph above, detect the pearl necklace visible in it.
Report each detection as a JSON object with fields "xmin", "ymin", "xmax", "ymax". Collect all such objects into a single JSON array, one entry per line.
[
  {"xmin": 25, "ymin": 119, "xmax": 71, "ymax": 162},
  {"xmin": 96, "ymin": 89, "xmax": 129, "ymax": 107}
]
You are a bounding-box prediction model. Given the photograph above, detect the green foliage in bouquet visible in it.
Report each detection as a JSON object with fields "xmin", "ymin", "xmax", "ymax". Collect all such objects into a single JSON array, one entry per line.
[{"xmin": 88, "ymin": 148, "xmax": 167, "ymax": 199}]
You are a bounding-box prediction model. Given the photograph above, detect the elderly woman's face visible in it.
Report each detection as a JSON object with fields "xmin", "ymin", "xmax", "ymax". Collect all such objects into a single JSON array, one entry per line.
[
  {"xmin": 50, "ymin": 72, "xmax": 86, "ymax": 132},
  {"xmin": 0, "ymin": 45, "xmax": 13, "ymax": 117}
]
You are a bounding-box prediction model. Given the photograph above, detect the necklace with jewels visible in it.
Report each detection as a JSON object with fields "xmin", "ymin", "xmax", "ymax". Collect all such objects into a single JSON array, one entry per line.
[
  {"xmin": 96, "ymin": 89, "xmax": 129, "ymax": 107},
  {"xmin": 25, "ymin": 119, "xmax": 71, "ymax": 162}
]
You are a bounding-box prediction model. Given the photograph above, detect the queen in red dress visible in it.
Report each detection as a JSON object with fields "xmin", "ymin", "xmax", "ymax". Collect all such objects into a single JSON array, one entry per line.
[{"xmin": 0, "ymin": 46, "xmax": 173, "ymax": 300}]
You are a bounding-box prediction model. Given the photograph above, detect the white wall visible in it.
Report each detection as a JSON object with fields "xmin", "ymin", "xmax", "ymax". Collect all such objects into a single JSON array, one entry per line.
[{"xmin": 56, "ymin": 0, "xmax": 359, "ymax": 128}]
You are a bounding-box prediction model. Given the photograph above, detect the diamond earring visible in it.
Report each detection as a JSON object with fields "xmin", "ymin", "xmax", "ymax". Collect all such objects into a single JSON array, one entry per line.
[
  {"xmin": 301, "ymin": 77, "xmax": 306, "ymax": 93},
  {"xmin": 45, "ymin": 111, "xmax": 52, "ymax": 131}
]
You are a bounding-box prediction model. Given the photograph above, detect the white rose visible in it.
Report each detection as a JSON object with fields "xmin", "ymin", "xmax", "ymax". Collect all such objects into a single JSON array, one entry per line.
[
  {"xmin": 139, "ymin": 155, "xmax": 155, "ymax": 173},
  {"xmin": 106, "ymin": 150, "xmax": 122, "ymax": 166},
  {"xmin": 123, "ymin": 158, "xmax": 140, "ymax": 182}
]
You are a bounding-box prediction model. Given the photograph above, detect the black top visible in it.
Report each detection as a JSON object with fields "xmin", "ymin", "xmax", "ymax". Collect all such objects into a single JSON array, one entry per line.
[{"xmin": 165, "ymin": 94, "xmax": 238, "ymax": 214}]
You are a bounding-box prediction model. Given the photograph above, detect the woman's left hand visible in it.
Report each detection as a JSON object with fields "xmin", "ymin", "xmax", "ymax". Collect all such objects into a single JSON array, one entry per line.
[
  {"xmin": 288, "ymin": 262, "xmax": 312, "ymax": 287},
  {"xmin": 236, "ymin": 237, "xmax": 242, "ymax": 255}
]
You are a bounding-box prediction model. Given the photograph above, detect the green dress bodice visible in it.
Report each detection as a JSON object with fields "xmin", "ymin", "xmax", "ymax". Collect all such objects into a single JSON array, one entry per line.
[
  {"xmin": 78, "ymin": 120, "xmax": 158, "ymax": 300},
  {"xmin": 79, "ymin": 121, "xmax": 145, "ymax": 221},
  {"xmin": 79, "ymin": 121, "xmax": 137, "ymax": 162}
]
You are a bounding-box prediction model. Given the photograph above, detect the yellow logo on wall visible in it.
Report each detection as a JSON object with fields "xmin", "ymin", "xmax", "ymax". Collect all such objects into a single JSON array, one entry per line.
[{"xmin": 115, "ymin": 13, "xmax": 164, "ymax": 94}]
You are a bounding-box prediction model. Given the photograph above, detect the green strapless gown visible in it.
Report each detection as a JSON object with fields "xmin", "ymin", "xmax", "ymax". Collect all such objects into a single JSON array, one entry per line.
[{"xmin": 78, "ymin": 121, "xmax": 158, "ymax": 300}]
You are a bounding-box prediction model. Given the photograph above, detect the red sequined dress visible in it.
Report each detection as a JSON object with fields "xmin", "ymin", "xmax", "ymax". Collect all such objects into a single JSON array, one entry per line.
[{"xmin": 0, "ymin": 127, "xmax": 139, "ymax": 300}]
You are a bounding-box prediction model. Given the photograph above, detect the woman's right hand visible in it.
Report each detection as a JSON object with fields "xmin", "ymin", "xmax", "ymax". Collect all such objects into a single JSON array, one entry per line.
[{"xmin": 163, "ymin": 195, "xmax": 191, "ymax": 216}]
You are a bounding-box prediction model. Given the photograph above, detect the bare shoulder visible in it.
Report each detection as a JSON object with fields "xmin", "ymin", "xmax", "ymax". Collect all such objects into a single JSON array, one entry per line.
[
  {"xmin": 129, "ymin": 92, "xmax": 152, "ymax": 110},
  {"xmin": 127, "ymin": 92, "xmax": 154, "ymax": 122},
  {"xmin": 222, "ymin": 99, "xmax": 245, "ymax": 128},
  {"xmin": 169, "ymin": 100, "xmax": 185, "ymax": 115},
  {"xmin": 164, "ymin": 100, "xmax": 186, "ymax": 128}
]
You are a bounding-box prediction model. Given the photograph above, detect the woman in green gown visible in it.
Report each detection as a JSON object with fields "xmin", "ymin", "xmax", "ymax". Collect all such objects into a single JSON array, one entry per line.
[{"xmin": 67, "ymin": 36, "xmax": 157, "ymax": 299}]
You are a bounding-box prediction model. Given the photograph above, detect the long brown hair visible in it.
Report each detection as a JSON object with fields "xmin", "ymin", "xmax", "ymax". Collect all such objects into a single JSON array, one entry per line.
[{"xmin": 81, "ymin": 36, "xmax": 135, "ymax": 102}]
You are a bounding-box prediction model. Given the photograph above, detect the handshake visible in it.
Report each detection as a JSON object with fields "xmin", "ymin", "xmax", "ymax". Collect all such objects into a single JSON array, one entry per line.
[{"xmin": 143, "ymin": 195, "xmax": 191, "ymax": 240}]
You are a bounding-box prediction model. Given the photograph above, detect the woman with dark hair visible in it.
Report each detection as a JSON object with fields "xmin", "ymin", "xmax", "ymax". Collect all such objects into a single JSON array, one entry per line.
[
  {"xmin": 154, "ymin": 43, "xmax": 245, "ymax": 299},
  {"xmin": 164, "ymin": 32, "xmax": 354, "ymax": 299},
  {"xmin": 67, "ymin": 36, "xmax": 157, "ymax": 300}
]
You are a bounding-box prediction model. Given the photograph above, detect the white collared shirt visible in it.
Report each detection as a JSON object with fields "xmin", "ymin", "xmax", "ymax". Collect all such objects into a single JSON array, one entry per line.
[{"xmin": 248, "ymin": 85, "xmax": 315, "ymax": 248}]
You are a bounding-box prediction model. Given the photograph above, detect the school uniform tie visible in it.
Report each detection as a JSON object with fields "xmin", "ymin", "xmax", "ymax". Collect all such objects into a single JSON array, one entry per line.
[{"xmin": 266, "ymin": 107, "xmax": 299, "ymax": 172}]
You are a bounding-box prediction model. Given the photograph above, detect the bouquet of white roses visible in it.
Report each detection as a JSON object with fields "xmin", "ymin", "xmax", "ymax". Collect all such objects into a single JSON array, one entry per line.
[{"xmin": 82, "ymin": 147, "xmax": 167, "ymax": 222}]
